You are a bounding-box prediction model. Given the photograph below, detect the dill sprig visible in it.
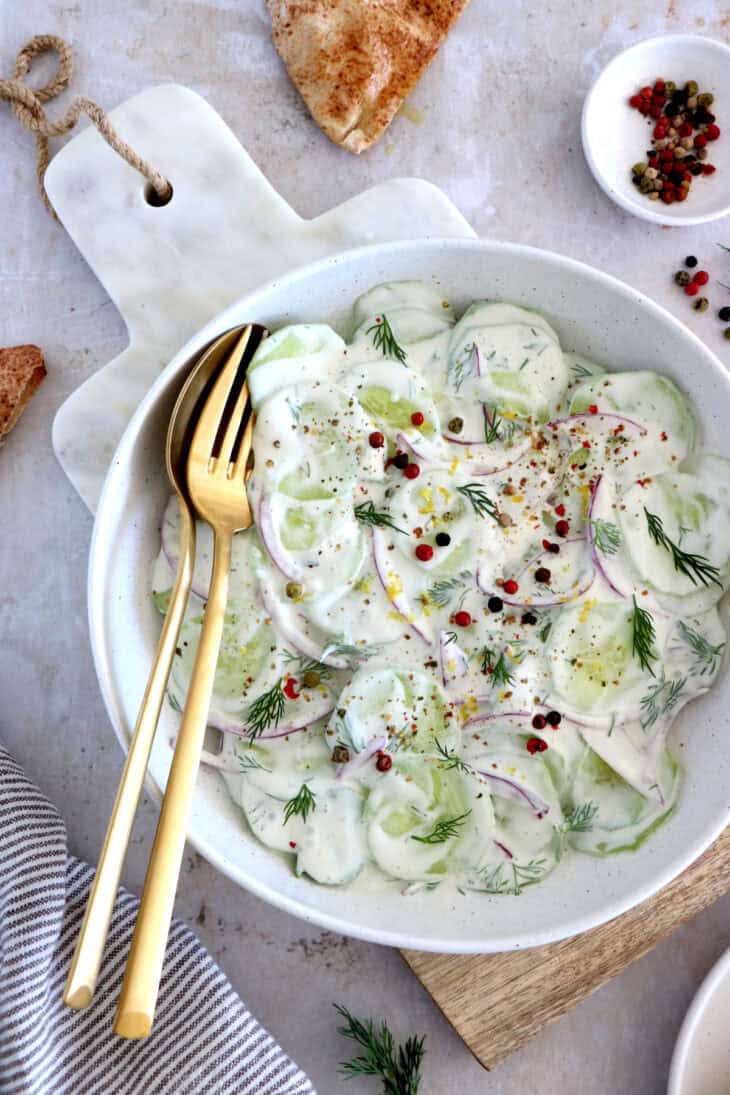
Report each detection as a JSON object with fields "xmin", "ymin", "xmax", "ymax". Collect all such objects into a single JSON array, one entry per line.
[
  {"xmin": 483, "ymin": 403, "xmax": 503, "ymax": 444},
  {"xmin": 631, "ymin": 595, "xmax": 658, "ymax": 676},
  {"xmin": 561, "ymin": 802, "xmax": 598, "ymax": 833},
  {"xmin": 245, "ymin": 679, "xmax": 286, "ymax": 740},
  {"xmin": 238, "ymin": 752, "xmax": 272, "ymax": 774},
  {"xmin": 640, "ymin": 671, "xmax": 687, "ymax": 731},
  {"xmin": 457, "ymin": 482, "xmax": 500, "ymax": 522},
  {"xmin": 589, "ymin": 518, "xmax": 621, "ymax": 555},
  {"xmin": 644, "ymin": 508, "xmax": 722, "ymax": 588},
  {"xmin": 539, "ymin": 620, "xmax": 552, "ymax": 643},
  {"xmin": 434, "ymin": 740, "xmax": 471, "ymax": 774},
  {"xmin": 448, "ymin": 342, "xmax": 479, "ymax": 391},
  {"xmin": 335, "ymin": 1004, "xmax": 425, "ymax": 1094},
  {"xmin": 281, "ymin": 650, "xmax": 333, "ymax": 681},
  {"xmin": 354, "ymin": 500, "xmax": 408, "ymax": 535},
  {"xmin": 677, "ymin": 620, "xmax": 726, "ymax": 677},
  {"xmin": 366, "ymin": 314, "xmax": 407, "ymax": 364},
  {"xmin": 321, "ymin": 638, "xmax": 379, "ymax": 662},
  {"xmin": 412, "ymin": 811, "xmax": 471, "ymax": 845},
  {"xmin": 283, "ymin": 782, "xmax": 317, "ymax": 825},
  {"xmin": 423, "ymin": 570, "xmax": 471, "ymax": 608},
  {"xmin": 571, "ymin": 361, "xmax": 593, "ymax": 379},
  {"xmin": 480, "ymin": 647, "xmax": 515, "ymax": 688},
  {"xmin": 478, "ymin": 858, "xmax": 547, "ymax": 896}
]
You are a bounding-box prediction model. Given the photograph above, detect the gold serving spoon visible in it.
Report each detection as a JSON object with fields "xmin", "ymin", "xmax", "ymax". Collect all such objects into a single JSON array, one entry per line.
[
  {"xmin": 64, "ymin": 324, "xmax": 259, "ymax": 1011},
  {"xmin": 114, "ymin": 327, "xmax": 257, "ymax": 1038}
]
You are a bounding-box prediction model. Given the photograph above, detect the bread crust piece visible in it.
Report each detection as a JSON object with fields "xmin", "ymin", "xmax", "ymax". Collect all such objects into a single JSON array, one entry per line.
[
  {"xmin": 267, "ymin": 0, "xmax": 470, "ymax": 153},
  {"xmin": 0, "ymin": 345, "xmax": 46, "ymax": 447}
]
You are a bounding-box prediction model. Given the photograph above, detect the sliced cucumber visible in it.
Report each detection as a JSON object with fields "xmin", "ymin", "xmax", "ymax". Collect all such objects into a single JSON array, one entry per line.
[
  {"xmin": 248, "ymin": 324, "xmax": 346, "ymax": 408},
  {"xmin": 569, "ymin": 371, "xmax": 696, "ymax": 464},
  {"xmin": 567, "ymin": 748, "xmax": 679, "ymax": 855},
  {"xmin": 328, "ymin": 668, "xmax": 457, "ymax": 754},
  {"xmin": 365, "ymin": 755, "xmax": 472, "ymax": 881},
  {"xmin": 547, "ymin": 595, "xmax": 673, "ymax": 718},
  {"xmin": 619, "ymin": 470, "xmax": 730, "ymax": 611},
  {"xmin": 446, "ymin": 302, "xmax": 569, "ymax": 423},
  {"xmin": 350, "ymin": 281, "xmax": 455, "ymax": 344}
]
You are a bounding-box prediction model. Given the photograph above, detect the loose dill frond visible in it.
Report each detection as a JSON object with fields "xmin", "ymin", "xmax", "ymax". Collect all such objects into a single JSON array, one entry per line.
[
  {"xmin": 366, "ymin": 314, "xmax": 407, "ymax": 363},
  {"xmin": 480, "ymin": 647, "xmax": 515, "ymax": 688},
  {"xmin": 644, "ymin": 508, "xmax": 722, "ymax": 588},
  {"xmin": 434, "ymin": 740, "xmax": 471, "ymax": 774},
  {"xmin": 335, "ymin": 1004, "xmax": 425, "ymax": 1094},
  {"xmin": 283, "ymin": 782, "xmax": 317, "ymax": 825},
  {"xmin": 589, "ymin": 518, "xmax": 621, "ymax": 555},
  {"xmin": 354, "ymin": 500, "xmax": 408, "ymax": 535},
  {"xmin": 561, "ymin": 802, "xmax": 598, "ymax": 833},
  {"xmin": 677, "ymin": 621, "xmax": 725, "ymax": 677},
  {"xmin": 412, "ymin": 811, "xmax": 471, "ymax": 844},
  {"xmin": 631, "ymin": 595, "xmax": 658, "ymax": 676},
  {"xmin": 423, "ymin": 571, "xmax": 471, "ymax": 608},
  {"xmin": 483, "ymin": 403, "xmax": 503, "ymax": 444},
  {"xmin": 456, "ymin": 482, "xmax": 500, "ymax": 522},
  {"xmin": 245, "ymin": 679, "xmax": 286, "ymax": 740}
]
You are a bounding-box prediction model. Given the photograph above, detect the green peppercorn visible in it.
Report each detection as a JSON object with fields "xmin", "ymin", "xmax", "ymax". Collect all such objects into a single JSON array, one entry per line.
[
  {"xmin": 685, "ymin": 80, "xmax": 699, "ymax": 97},
  {"xmin": 675, "ymin": 270, "xmax": 691, "ymax": 287},
  {"xmin": 639, "ymin": 176, "xmax": 654, "ymax": 194},
  {"xmin": 664, "ymin": 81, "xmax": 677, "ymax": 95},
  {"xmin": 693, "ymin": 297, "xmax": 709, "ymax": 313},
  {"xmin": 697, "ymin": 92, "xmax": 714, "ymax": 108},
  {"xmin": 632, "ymin": 162, "xmax": 647, "ymax": 176},
  {"xmin": 331, "ymin": 744, "xmax": 350, "ymax": 764},
  {"xmin": 447, "ymin": 416, "xmax": 464, "ymax": 434},
  {"xmin": 725, "ymin": 328, "xmax": 730, "ymax": 341},
  {"xmin": 285, "ymin": 581, "xmax": 303, "ymax": 599},
  {"xmin": 302, "ymin": 669, "xmax": 321, "ymax": 688}
]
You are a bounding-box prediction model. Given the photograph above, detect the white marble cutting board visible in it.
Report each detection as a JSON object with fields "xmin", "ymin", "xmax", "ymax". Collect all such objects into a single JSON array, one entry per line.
[{"xmin": 47, "ymin": 84, "xmax": 475, "ymax": 512}]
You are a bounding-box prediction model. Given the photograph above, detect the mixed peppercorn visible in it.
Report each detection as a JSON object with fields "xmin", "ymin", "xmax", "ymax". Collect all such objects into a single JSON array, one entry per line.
[
  {"xmin": 672, "ymin": 254, "xmax": 730, "ymax": 340},
  {"xmin": 629, "ymin": 79, "xmax": 720, "ymax": 205}
]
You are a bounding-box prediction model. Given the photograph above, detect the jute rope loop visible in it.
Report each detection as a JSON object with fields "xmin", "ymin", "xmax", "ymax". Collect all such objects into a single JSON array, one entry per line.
[{"xmin": 0, "ymin": 35, "xmax": 172, "ymax": 219}]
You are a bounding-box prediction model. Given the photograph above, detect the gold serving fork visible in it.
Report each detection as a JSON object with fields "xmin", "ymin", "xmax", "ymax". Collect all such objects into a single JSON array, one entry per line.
[
  {"xmin": 114, "ymin": 327, "xmax": 256, "ymax": 1039},
  {"xmin": 64, "ymin": 325, "xmax": 255, "ymax": 1011}
]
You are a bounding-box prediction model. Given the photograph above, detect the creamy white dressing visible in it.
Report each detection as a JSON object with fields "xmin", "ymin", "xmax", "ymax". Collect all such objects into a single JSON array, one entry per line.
[{"xmin": 152, "ymin": 282, "xmax": 730, "ymax": 895}]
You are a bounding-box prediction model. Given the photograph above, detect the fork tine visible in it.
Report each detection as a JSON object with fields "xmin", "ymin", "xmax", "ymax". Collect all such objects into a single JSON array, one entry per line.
[
  {"xmin": 219, "ymin": 380, "xmax": 250, "ymax": 469},
  {"xmin": 230, "ymin": 399, "xmax": 254, "ymax": 481},
  {"xmin": 190, "ymin": 326, "xmax": 252, "ymax": 460}
]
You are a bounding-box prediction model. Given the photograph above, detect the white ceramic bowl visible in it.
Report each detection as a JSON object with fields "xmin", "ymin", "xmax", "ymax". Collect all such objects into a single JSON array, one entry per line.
[
  {"xmin": 582, "ymin": 34, "xmax": 730, "ymax": 226},
  {"xmin": 668, "ymin": 947, "xmax": 730, "ymax": 1095},
  {"xmin": 90, "ymin": 238, "xmax": 730, "ymax": 953}
]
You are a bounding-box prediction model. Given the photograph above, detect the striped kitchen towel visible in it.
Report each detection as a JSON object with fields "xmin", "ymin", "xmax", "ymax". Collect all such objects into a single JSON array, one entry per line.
[{"xmin": 0, "ymin": 740, "xmax": 314, "ymax": 1094}]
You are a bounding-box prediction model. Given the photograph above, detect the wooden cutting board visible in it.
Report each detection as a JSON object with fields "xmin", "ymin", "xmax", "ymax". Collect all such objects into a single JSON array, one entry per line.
[{"xmin": 402, "ymin": 825, "xmax": 730, "ymax": 1070}]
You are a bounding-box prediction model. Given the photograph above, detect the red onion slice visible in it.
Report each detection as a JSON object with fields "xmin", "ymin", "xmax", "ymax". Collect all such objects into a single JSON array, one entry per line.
[
  {"xmin": 474, "ymin": 769, "xmax": 551, "ymax": 818},
  {"xmin": 547, "ymin": 412, "xmax": 648, "ymax": 435},
  {"xmin": 371, "ymin": 527, "xmax": 432, "ymax": 645},
  {"xmin": 585, "ymin": 474, "xmax": 631, "ymax": 598},
  {"xmin": 257, "ymin": 492, "xmax": 303, "ymax": 581}
]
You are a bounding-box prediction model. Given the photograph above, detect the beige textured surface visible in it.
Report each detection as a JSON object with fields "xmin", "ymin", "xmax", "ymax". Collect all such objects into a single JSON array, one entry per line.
[{"xmin": 2, "ymin": 2, "xmax": 730, "ymax": 1092}]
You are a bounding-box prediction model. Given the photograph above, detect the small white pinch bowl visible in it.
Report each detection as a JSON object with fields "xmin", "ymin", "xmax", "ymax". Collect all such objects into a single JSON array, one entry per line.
[
  {"xmin": 582, "ymin": 34, "xmax": 730, "ymax": 226},
  {"xmin": 668, "ymin": 947, "xmax": 730, "ymax": 1095}
]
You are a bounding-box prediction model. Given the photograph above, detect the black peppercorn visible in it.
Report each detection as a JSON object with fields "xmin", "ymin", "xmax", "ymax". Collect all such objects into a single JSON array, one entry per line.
[
  {"xmin": 685, "ymin": 255, "xmax": 698, "ymax": 268},
  {"xmin": 719, "ymin": 307, "xmax": 730, "ymax": 322},
  {"xmin": 546, "ymin": 710, "xmax": 562, "ymax": 727},
  {"xmin": 488, "ymin": 596, "xmax": 503, "ymax": 613},
  {"xmin": 435, "ymin": 531, "xmax": 451, "ymax": 547},
  {"xmin": 535, "ymin": 567, "xmax": 551, "ymax": 583},
  {"xmin": 522, "ymin": 612, "xmax": 538, "ymax": 625},
  {"xmin": 393, "ymin": 452, "xmax": 409, "ymax": 469}
]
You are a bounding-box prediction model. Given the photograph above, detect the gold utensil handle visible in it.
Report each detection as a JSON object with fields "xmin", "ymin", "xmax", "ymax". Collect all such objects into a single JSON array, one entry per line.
[
  {"xmin": 63, "ymin": 501, "xmax": 195, "ymax": 1010},
  {"xmin": 114, "ymin": 529, "xmax": 233, "ymax": 1039}
]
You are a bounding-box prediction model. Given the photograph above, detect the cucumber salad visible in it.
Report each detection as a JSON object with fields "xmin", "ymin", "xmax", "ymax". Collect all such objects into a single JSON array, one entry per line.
[{"xmin": 152, "ymin": 281, "xmax": 729, "ymax": 896}]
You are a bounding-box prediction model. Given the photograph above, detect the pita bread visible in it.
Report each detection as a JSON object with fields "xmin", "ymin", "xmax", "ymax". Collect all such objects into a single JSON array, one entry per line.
[
  {"xmin": 0, "ymin": 345, "xmax": 46, "ymax": 448},
  {"xmin": 267, "ymin": 0, "xmax": 469, "ymax": 153}
]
